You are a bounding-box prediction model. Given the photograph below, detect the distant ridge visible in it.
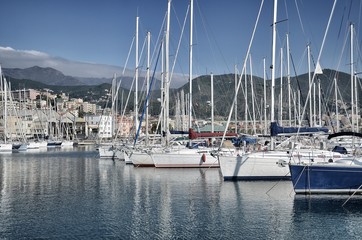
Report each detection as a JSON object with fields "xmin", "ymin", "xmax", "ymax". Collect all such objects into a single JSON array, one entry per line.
[
  {"xmin": 3, "ymin": 66, "xmax": 161, "ymax": 90},
  {"xmin": 3, "ymin": 66, "xmax": 83, "ymax": 86},
  {"xmin": 2, "ymin": 67, "xmax": 359, "ymax": 119}
]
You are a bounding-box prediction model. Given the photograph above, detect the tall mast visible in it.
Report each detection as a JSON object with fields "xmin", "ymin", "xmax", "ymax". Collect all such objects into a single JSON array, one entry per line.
[
  {"xmin": 112, "ymin": 73, "xmax": 117, "ymax": 138},
  {"xmin": 334, "ymin": 77, "xmax": 339, "ymax": 132},
  {"xmin": 350, "ymin": 23, "xmax": 354, "ymax": 132},
  {"xmin": 298, "ymin": 90, "xmax": 301, "ymax": 125},
  {"xmin": 280, "ymin": 47, "xmax": 283, "ymax": 125},
  {"xmin": 135, "ymin": 16, "xmax": 139, "ymax": 137},
  {"xmin": 287, "ymin": 33, "xmax": 291, "ymax": 126},
  {"xmin": 1, "ymin": 66, "xmax": 7, "ymax": 144},
  {"xmin": 146, "ymin": 31, "xmax": 151, "ymax": 145},
  {"xmin": 234, "ymin": 64, "xmax": 238, "ymax": 133},
  {"xmin": 165, "ymin": 0, "xmax": 171, "ymax": 145},
  {"xmin": 5, "ymin": 78, "xmax": 8, "ymax": 144},
  {"xmin": 263, "ymin": 58, "xmax": 267, "ymax": 135},
  {"xmin": 313, "ymin": 74, "xmax": 316, "ymax": 125},
  {"xmin": 161, "ymin": 38, "xmax": 165, "ymax": 137},
  {"xmin": 211, "ymin": 73, "xmax": 214, "ymax": 133},
  {"xmin": 307, "ymin": 44, "xmax": 312, "ymax": 126},
  {"xmin": 188, "ymin": 0, "xmax": 193, "ymax": 138},
  {"xmin": 244, "ymin": 58, "xmax": 248, "ymax": 134},
  {"xmin": 318, "ymin": 78, "xmax": 321, "ymax": 126},
  {"xmin": 355, "ymin": 74, "xmax": 359, "ymax": 132},
  {"xmin": 250, "ymin": 54, "xmax": 256, "ymax": 134},
  {"xmin": 271, "ymin": 0, "xmax": 277, "ymax": 150}
]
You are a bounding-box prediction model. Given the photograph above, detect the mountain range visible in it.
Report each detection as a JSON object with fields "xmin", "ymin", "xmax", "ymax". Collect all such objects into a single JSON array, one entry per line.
[
  {"xmin": 3, "ymin": 66, "xmax": 162, "ymax": 90},
  {"xmin": 2, "ymin": 66, "xmax": 358, "ymax": 121}
]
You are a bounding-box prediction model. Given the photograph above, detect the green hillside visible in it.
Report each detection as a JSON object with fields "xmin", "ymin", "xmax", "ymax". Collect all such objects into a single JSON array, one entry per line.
[{"xmin": 5, "ymin": 69, "xmax": 357, "ymax": 120}]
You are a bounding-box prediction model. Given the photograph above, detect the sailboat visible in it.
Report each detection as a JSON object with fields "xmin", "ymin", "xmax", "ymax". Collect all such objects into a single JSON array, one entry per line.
[
  {"xmin": 217, "ymin": 0, "xmax": 291, "ymax": 180},
  {"xmin": 289, "ymin": 22, "xmax": 362, "ymax": 194},
  {"xmin": 129, "ymin": 14, "xmax": 157, "ymax": 167},
  {"xmin": 28, "ymin": 108, "xmax": 50, "ymax": 149},
  {"xmin": 217, "ymin": 0, "xmax": 340, "ymax": 180},
  {"xmin": 147, "ymin": 0, "xmax": 234, "ymax": 168},
  {"xmin": 289, "ymin": 132, "xmax": 362, "ymax": 194},
  {"xmin": 98, "ymin": 34, "xmax": 137, "ymax": 161},
  {"xmin": 0, "ymin": 66, "xmax": 13, "ymax": 152}
]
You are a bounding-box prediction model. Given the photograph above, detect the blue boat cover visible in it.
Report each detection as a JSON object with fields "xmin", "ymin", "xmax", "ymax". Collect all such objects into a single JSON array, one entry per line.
[
  {"xmin": 232, "ymin": 136, "xmax": 257, "ymax": 146},
  {"xmin": 270, "ymin": 122, "xmax": 328, "ymax": 136}
]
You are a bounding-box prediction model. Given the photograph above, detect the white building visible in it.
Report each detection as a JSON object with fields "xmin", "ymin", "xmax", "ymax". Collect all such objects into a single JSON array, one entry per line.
[
  {"xmin": 85, "ymin": 115, "xmax": 113, "ymax": 139},
  {"xmin": 82, "ymin": 102, "xmax": 97, "ymax": 114}
]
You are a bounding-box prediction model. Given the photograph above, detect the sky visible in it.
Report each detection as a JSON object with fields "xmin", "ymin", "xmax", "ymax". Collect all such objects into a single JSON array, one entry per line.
[{"xmin": 0, "ymin": 0, "xmax": 361, "ymax": 83}]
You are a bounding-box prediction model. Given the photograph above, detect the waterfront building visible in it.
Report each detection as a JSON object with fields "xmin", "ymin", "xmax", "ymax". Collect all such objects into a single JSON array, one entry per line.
[
  {"xmin": 84, "ymin": 114, "xmax": 113, "ymax": 140},
  {"xmin": 81, "ymin": 102, "xmax": 97, "ymax": 114}
]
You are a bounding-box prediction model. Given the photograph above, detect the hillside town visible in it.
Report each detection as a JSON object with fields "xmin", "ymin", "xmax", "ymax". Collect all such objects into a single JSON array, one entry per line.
[
  {"xmin": 1, "ymin": 87, "xmax": 143, "ymax": 143},
  {"xmin": 2, "ymin": 86, "xmax": 227, "ymax": 144}
]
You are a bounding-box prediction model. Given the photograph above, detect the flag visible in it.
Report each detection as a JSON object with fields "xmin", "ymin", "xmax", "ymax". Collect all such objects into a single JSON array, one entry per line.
[{"xmin": 315, "ymin": 61, "xmax": 323, "ymax": 74}]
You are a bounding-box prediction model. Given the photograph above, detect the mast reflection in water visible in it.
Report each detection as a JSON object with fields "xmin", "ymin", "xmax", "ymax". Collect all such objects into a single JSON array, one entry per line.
[{"xmin": 0, "ymin": 147, "xmax": 361, "ymax": 239}]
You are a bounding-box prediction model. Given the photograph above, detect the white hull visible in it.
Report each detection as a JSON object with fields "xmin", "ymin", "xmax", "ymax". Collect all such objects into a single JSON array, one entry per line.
[
  {"xmin": 18, "ymin": 144, "xmax": 28, "ymax": 151},
  {"xmin": 0, "ymin": 143, "xmax": 13, "ymax": 152},
  {"xmin": 61, "ymin": 140, "xmax": 74, "ymax": 147},
  {"xmin": 38, "ymin": 141, "xmax": 48, "ymax": 148},
  {"xmin": 27, "ymin": 141, "xmax": 48, "ymax": 149},
  {"xmin": 220, "ymin": 151, "xmax": 291, "ymax": 180},
  {"xmin": 124, "ymin": 153, "xmax": 132, "ymax": 164},
  {"xmin": 118, "ymin": 149, "xmax": 127, "ymax": 160},
  {"xmin": 152, "ymin": 148, "xmax": 219, "ymax": 168},
  {"xmin": 98, "ymin": 146, "xmax": 122, "ymax": 159},
  {"xmin": 219, "ymin": 149, "xmax": 346, "ymax": 180},
  {"xmin": 130, "ymin": 150, "xmax": 154, "ymax": 167},
  {"xmin": 117, "ymin": 146, "xmax": 132, "ymax": 160}
]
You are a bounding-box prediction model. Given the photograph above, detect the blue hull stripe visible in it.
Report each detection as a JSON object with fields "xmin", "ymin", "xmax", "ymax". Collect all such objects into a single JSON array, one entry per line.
[{"xmin": 289, "ymin": 164, "xmax": 362, "ymax": 194}]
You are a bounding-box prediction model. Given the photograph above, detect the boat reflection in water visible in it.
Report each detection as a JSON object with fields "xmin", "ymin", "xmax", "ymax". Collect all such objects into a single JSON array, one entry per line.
[
  {"xmin": 1, "ymin": 147, "xmax": 362, "ymax": 239},
  {"xmin": 290, "ymin": 195, "xmax": 362, "ymax": 238}
]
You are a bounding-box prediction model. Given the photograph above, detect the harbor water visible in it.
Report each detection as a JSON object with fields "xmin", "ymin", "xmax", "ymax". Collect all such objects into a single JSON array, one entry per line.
[{"xmin": 1, "ymin": 146, "xmax": 362, "ymax": 239}]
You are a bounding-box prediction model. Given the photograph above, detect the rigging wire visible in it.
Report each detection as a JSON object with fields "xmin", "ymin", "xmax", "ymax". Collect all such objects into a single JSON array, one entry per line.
[
  {"xmin": 134, "ymin": 40, "xmax": 163, "ymax": 146},
  {"xmin": 290, "ymin": 53, "xmax": 309, "ymax": 125},
  {"xmin": 294, "ymin": 0, "xmax": 306, "ymax": 38},
  {"xmin": 298, "ymin": 0, "xmax": 338, "ymax": 127},
  {"xmin": 104, "ymin": 36, "xmax": 135, "ymax": 142},
  {"xmin": 194, "ymin": 0, "xmax": 233, "ymax": 75},
  {"xmin": 221, "ymin": 0, "xmax": 265, "ymax": 147}
]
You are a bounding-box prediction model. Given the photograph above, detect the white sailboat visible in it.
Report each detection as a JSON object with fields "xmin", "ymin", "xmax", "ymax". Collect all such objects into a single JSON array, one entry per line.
[
  {"xmin": 27, "ymin": 140, "xmax": 48, "ymax": 149},
  {"xmin": 150, "ymin": 0, "xmax": 226, "ymax": 168},
  {"xmin": 98, "ymin": 144, "xmax": 123, "ymax": 159},
  {"xmin": 218, "ymin": 0, "xmax": 293, "ymax": 179},
  {"xmin": 219, "ymin": 0, "xmax": 342, "ymax": 180},
  {"xmin": 128, "ymin": 13, "xmax": 157, "ymax": 167},
  {"xmin": 0, "ymin": 65, "xmax": 13, "ymax": 152},
  {"xmin": 99, "ymin": 34, "xmax": 136, "ymax": 160},
  {"xmin": 152, "ymin": 147, "xmax": 219, "ymax": 168}
]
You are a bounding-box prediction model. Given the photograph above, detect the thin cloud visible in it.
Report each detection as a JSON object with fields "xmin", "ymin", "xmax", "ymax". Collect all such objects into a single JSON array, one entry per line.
[{"xmin": 0, "ymin": 46, "xmax": 188, "ymax": 88}]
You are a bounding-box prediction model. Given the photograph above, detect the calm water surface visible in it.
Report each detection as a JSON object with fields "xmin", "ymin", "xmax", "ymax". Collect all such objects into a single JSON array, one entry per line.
[{"xmin": 1, "ymin": 146, "xmax": 362, "ymax": 239}]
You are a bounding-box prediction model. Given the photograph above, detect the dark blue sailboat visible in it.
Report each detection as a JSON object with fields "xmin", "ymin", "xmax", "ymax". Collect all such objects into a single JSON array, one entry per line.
[
  {"xmin": 289, "ymin": 160, "xmax": 362, "ymax": 194},
  {"xmin": 289, "ymin": 132, "xmax": 362, "ymax": 194}
]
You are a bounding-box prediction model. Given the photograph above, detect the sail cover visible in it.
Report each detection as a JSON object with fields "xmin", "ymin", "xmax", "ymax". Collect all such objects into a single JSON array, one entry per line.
[{"xmin": 270, "ymin": 122, "xmax": 328, "ymax": 136}]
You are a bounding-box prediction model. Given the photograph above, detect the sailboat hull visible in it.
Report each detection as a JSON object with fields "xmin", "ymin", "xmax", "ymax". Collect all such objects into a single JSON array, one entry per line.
[
  {"xmin": 130, "ymin": 151, "xmax": 154, "ymax": 167},
  {"xmin": 219, "ymin": 151, "xmax": 291, "ymax": 180},
  {"xmin": 289, "ymin": 161, "xmax": 362, "ymax": 194},
  {"xmin": 152, "ymin": 148, "xmax": 219, "ymax": 168},
  {"xmin": 0, "ymin": 143, "xmax": 13, "ymax": 152},
  {"xmin": 98, "ymin": 146, "xmax": 122, "ymax": 159}
]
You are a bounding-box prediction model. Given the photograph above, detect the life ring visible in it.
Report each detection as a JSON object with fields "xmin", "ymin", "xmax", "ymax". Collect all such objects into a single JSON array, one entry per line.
[{"xmin": 202, "ymin": 153, "xmax": 206, "ymax": 162}]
